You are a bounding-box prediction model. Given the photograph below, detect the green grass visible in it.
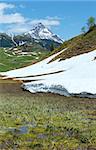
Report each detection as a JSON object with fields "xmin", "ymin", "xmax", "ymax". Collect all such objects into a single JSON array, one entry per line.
[
  {"xmin": 0, "ymin": 48, "xmax": 49, "ymax": 72},
  {"xmin": 0, "ymin": 87, "xmax": 96, "ymax": 150},
  {"xmin": 51, "ymin": 26, "xmax": 96, "ymax": 62}
]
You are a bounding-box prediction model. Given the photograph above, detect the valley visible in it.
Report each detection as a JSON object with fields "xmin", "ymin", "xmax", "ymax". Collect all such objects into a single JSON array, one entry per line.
[{"xmin": 0, "ymin": 47, "xmax": 49, "ymax": 72}]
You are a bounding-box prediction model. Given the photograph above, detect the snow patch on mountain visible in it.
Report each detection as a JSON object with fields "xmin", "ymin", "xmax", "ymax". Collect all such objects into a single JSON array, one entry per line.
[
  {"xmin": 1, "ymin": 49, "xmax": 65, "ymax": 78},
  {"xmin": 1, "ymin": 49, "xmax": 96, "ymax": 97},
  {"xmin": 25, "ymin": 23, "xmax": 63, "ymax": 43}
]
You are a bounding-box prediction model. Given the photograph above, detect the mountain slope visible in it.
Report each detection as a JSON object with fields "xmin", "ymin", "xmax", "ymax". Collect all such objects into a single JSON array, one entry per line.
[
  {"xmin": 52, "ymin": 26, "xmax": 96, "ymax": 61},
  {"xmin": 0, "ymin": 33, "xmax": 14, "ymax": 47},
  {"xmin": 13, "ymin": 34, "xmax": 61, "ymax": 51},
  {"xmin": 13, "ymin": 23, "xmax": 63, "ymax": 51},
  {"xmin": 24, "ymin": 23, "xmax": 63, "ymax": 43}
]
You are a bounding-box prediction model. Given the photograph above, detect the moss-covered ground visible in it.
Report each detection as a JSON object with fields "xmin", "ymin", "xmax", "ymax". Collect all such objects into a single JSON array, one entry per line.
[{"xmin": 0, "ymin": 80, "xmax": 96, "ymax": 150}]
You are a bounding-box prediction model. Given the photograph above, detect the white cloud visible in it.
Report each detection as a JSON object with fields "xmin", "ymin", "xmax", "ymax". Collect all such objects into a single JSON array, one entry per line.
[
  {"xmin": 0, "ymin": 3, "xmax": 61, "ymax": 34},
  {"xmin": 7, "ymin": 17, "xmax": 61, "ymax": 34},
  {"xmin": 7, "ymin": 23, "xmax": 30, "ymax": 34},
  {"xmin": 0, "ymin": 13, "xmax": 26, "ymax": 24},
  {"xmin": 0, "ymin": 3, "xmax": 14, "ymax": 12},
  {"xmin": 30, "ymin": 18, "xmax": 60, "ymax": 27},
  {"xmin": 0, "ymin": 2, "xmax": 26, "ymax": 24}
]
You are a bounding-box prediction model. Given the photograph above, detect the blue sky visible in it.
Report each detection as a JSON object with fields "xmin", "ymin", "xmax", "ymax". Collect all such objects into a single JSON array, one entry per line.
[{"xmin": 0, "ymin": 1, "xmax": 96, "ymax": 40}]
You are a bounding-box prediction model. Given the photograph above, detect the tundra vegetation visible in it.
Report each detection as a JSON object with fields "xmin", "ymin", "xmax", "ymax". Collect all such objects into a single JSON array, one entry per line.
[{"xmin": 0, "ymin": 80, "xmax": 96, "ymax": 150}]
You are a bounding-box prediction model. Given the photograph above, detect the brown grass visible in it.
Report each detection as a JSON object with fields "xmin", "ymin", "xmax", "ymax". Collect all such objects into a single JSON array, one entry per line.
[{"xmin": 51, "ymin": 26, "xmax": 96, "ymax": 62}]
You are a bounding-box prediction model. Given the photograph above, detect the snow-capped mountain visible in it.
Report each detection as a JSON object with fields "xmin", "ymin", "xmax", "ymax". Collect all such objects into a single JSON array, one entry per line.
[
  {"xmin": 0, "ymin": 23, "xmax": 63, "ymax": 50},
  {"xmin": 25, "ymin": 23, "xmax": 63, "ymax": 44}
]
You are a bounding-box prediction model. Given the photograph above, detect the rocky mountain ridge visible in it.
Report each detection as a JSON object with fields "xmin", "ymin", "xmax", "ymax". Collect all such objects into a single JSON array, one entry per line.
[{"xmin": 0, "ymin": 23, "xmax": 63, "ymax": 51}]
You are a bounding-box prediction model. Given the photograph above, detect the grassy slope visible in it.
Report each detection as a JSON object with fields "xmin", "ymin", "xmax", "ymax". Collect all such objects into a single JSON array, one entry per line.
[
  {"xmin": 51, "ymin": 26, "xmax": 96, "ymax": 61},
  {"xmin": 0, "ymin": 48, "xmax": 49, "ymax": 72},
  {"xmin": 0, "ymin": 80, "xmax": 96, "ymax": 150}
]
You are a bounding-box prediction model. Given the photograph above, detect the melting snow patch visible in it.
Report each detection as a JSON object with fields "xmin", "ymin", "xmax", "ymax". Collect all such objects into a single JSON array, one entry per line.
[
  {"xmin": 1, "ymin": 48, "xmax": 96, "ymax": 98},
  {"xmin": 22, "ymin": 83, "xmax": 70, "ymax": 96}
]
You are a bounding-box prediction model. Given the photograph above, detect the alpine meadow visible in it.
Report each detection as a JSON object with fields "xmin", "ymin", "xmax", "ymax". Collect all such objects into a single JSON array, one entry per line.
[{"xmin": 0, "ymin": 1, "xmax": 96, "ymax": 150}]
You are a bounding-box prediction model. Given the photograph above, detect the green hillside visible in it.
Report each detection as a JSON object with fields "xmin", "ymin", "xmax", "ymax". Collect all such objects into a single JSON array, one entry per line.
[
  {"xmin": 0, "ymin": 48, "xmax": 49, "ymax": 72},
  {"xmin": 52, "ymin": 26, "xmax": 96, "ymax": 61}
]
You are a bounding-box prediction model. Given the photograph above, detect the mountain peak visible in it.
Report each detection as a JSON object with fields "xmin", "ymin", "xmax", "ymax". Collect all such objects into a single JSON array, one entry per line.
[
  {"xmin": 32, "ymin": 23, "xmax": 45, "ymax": 31},
  {"xmin": 25, "ymin": 23, "xmax": 63, "ymax": 43},
  {"xmin": 34, "ymin": 22, "xmax": 45, "ymax": 28}
]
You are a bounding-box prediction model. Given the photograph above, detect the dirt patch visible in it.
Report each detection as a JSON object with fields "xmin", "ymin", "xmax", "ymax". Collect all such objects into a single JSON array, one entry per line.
[
  {"xmin": 0, "ymin": 79, "xmax": 25, "ymax": 95},
  {"xmin": 0, "ymin": 79, "xmax": 63, "ymax": 97}
]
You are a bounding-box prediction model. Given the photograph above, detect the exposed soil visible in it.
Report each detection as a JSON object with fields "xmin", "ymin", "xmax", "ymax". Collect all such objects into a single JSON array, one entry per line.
[
  {"xmin": 0, "ymin": 79, "xmax": 25, "ymax": 95},
  {"xmin": 0, "ymin": 79, "xmax": 63, "ymax": 98}
]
